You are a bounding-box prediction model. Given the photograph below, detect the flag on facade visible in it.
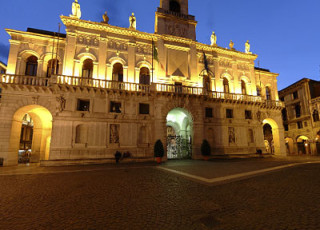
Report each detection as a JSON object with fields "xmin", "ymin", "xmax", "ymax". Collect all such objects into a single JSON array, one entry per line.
[
  {"xmin": 152, "ymin": 40, "xmax": 158, "ymax": 62},
  {"xmin": 203, "ymin": 51, "xmax": 209, "ymax": 74}
]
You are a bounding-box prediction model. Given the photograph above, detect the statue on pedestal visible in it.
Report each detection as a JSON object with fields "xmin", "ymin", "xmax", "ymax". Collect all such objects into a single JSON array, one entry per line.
[
  {"xmin": 245, "ymin": 40, "xmax": 251, "ymax": 54},
  {"xmin": 210, "ymin": 31, "xmax": 217, "ymax": 46},
  {"xmin": 70, "ymin": 0, "xmax": 81, "ymax": 19},
  {"xmin": 102, "ymin": 11, "xmax": 109, "ymax": 24},
  {"xmin": 129, "ymin": 13, "xmax": 136, "ymax": 30},
  {"xmin": 229, "ymin": 40, "xmax": 234, "ymax": 50}
]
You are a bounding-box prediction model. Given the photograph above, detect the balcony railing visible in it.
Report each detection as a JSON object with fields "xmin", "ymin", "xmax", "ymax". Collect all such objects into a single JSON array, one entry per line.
[
  {"xmin": 0, "ymin": 74, "xmax": 284, "ymax": 108},
  {"xmin": 0, "ymin": 74, "xmax": 49, "ymax": 86}
]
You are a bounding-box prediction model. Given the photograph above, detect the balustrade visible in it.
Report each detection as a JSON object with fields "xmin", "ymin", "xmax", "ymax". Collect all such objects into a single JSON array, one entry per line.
[{"xmin": 0, "ymin": 74, "xmax": 284, "ymax": 108}]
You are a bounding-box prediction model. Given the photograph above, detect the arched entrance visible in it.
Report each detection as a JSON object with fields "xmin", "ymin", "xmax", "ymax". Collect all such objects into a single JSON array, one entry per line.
[
  {"xmin": 9, "ymin": 105, "xmax": 53, "ymax": 164},
  {"xmin": 166, "ymin": 108, "xmax": 193, "ymax": 159},
  {"xmin": 296, "ymin": 136, "xmax": 310, "ymax": 155},
  {"xmin": 285, "ymin": 137, "xmax": 294, "ymax": 155},
  {"xmin": 262, "ymin": 119, "xmax": 282, "ymax": 155}
]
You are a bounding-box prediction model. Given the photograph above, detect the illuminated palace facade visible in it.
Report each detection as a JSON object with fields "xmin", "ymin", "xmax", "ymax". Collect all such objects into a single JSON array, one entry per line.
[{"xmin": 0, "ymin": 0, "xmax": 285, "ymax": 166}]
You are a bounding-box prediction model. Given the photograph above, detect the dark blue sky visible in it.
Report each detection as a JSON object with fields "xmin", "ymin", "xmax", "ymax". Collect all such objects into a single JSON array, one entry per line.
[{"xmin": 0, "ymin": 0, "xmax": 319, "ymax": 90}]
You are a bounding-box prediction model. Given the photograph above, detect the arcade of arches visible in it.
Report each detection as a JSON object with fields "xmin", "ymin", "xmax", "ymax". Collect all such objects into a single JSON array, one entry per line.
[
  {"xmin": 285, "ymin": 134, "xmax": 320, "ymax": 156},
  {"xmin": 166, "ymin": 108, "xmax": 193, "ymax": 159}
]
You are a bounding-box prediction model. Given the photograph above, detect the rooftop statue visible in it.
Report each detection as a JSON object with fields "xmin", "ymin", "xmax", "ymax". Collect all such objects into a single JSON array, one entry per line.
[
  {"xmin": 102, "ymin": 11, "xmax": 109, "ymax": 24},
  {"xmin": 229, "ymin": 40, "xmax": 234, "ymax": 50},
  {"xmin": 210, "ymin": 31, "xmax": 217, "ymax": 46},
  {"xmin": 245, "ymin": 40, "xmax": 251, "ymax": 54},
  {"xmin": 129, "ymin": 13, "xmax": 136, "ymax": 30},
  {"xmin": 70, "ymin": 0, "xmax": 81, "ymax": 19}
]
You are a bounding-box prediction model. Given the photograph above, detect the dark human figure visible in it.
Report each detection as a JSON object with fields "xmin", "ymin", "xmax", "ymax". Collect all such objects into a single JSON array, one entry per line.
[{"xmin": 115, "ymin": 151, "xmax": 122, "ymax": 163}]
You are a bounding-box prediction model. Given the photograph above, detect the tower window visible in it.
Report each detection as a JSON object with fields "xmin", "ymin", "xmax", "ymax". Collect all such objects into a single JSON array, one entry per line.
[{"xmin": 169, "ymin": 0, "xmax": 181, "ymax": 13}]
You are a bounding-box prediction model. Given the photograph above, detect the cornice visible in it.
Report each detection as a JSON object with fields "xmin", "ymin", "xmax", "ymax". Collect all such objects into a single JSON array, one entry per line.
[
  {"xmin": 6, "ymin": 29, "xmax": 66, "ymax": 43},
  {"xmin": 60, "ymin": 16, "xmax": 258, "ymax": 61}
]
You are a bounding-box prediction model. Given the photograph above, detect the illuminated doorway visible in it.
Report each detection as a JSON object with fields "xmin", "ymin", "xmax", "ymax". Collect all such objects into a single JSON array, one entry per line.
[
  {"xmin": 297, "ymin": 136, "xmax": 310, "ymax": 155},
  {"xmin": 9, "ymin": 105, "xmax": 53, "ymax": 164},
  {"xmin": 166, "ymin": 108, "xmax": 193, "ymax": 159},
  {"xmin": 263, "ymin": 123, "xmax": 273, "ymax": 154},
  {"xmin": 18, "ymin": 114, "xmax": 34, "ymax": 164}
]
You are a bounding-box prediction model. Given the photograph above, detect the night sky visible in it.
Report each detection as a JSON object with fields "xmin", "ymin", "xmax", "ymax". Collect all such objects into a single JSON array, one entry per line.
[{"xmin": 0, "ymin": 0, "xmax": 319, "ymax": 90}]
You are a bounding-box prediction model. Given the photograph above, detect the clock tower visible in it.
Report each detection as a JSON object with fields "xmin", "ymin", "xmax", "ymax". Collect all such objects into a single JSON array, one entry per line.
[{"xmin": 155, "ymin": 0, "xmax": 197, "ymax": 40}]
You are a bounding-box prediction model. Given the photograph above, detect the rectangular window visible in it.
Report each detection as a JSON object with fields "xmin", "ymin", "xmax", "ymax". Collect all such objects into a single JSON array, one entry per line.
[
  {"xmin": 205, "ymin": 107, "xmax": 213, "ymax": 118},
  {"xmin": 245, "ymin": 110, "xmax": 252, "ymax": 119},
  {"xmin": 293, "ymin": 91, "xmax": 298, "ymax": 100},
  {"xmin": 284, "ymin": 124, "xmax": 289, "ymax": 131},
  {"xmin": 297, "ymin": 121, "xmax": 303, "ymax": 129},
  {"xmin": 77, "ymin": 99, "xmax": 90, "ymax": 111},
  {"xmin": 110, "ymin": 101, "xmax": 122, "ymax": 113},
  {"xmin": 139, "ymin": 103, "xmax": 150, "ymax": 115},
  {"xmin": 226, "ymin": 109, "xmax": 233, "ymax": 118}
]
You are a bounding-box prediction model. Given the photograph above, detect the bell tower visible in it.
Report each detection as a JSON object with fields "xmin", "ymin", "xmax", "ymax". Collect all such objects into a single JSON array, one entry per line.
[{"xmin": 155, "ymin": 0, "xmax": 197, "ymax": 40}]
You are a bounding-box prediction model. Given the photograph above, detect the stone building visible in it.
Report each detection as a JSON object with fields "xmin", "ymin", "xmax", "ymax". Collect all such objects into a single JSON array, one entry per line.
[
  {"xmin": 279, "ymin": 78, "xmax": 320, "ymax": 155},
  {"xmin": 0, "ymin": 0, "xmax": 285, "ymax": 166}
]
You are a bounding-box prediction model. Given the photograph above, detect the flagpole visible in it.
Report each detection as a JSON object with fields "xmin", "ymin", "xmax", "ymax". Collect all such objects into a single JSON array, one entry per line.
[{"xmin": 152, "ymin": 39, "xmax": 154, "ymax": 84}]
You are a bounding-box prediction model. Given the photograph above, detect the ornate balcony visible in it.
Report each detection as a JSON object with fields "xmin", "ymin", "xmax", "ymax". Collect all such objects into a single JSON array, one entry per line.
[{"xmin": 0, "ymin": 74, "xmax": 284, "ymax": 109}]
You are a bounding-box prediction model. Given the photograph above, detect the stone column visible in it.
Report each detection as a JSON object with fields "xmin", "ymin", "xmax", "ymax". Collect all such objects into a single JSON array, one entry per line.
[
  {"xmin": 123, "ymin": 66, "xmax": 128, "ymax": 82},
  {"xmin": 6, "ymin": 40, "xmax": 21, "ymax": 75},
  {"xmin": 16, "ymin": 57, "xmax": 22, "ymax": 75},
  {"xmin": 98, "ymin": 38, "xmax": 108, "ymax": 79},
  {"xmin": 37, "ymin": 60, "xmax": 44, "ymax": 77},
  {"xmin": 93, "ymin": 62, "xmax": 98, "ymax": 79},
  {"xmin": 127, "ymin": 41, "xmax": 136, "ymax": 83},
  {"xmin": 135, "ymin": 67, "xmax": 140, "ymax": 84},
  {"xmin": 74, "ymin": 60, "xmax": 81, "ymax": 77},
  {"xmin": 62, "ymin": 31, "xmax": 77, "ymax": 76},
  {"xmin": 106, "ymin": 64, "xmax": 112, "ymax": 81}
]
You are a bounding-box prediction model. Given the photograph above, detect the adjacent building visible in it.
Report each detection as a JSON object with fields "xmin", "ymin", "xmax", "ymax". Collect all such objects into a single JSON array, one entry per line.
[
  {"xmin": 279, "ymin": 78, "xmax": 320, "ymax": 155},
  {"xmin": 0, "ymin": 0, "xmax": 285, "ymax": 166}
]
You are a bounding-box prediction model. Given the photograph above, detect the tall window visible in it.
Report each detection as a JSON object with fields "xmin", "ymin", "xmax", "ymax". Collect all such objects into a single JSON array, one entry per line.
[
  {"xmin": 169, "ymin": 0, "xmax": 181, "ymax": 13},
  {"xmin": 241, "ymin": 80, "xmax": 247, "ymax": 95},
  {"xmin": 266, "ymin": 87, "xmax": 271, "ymax": 100},
  {"xmin": 82, "ymin": 59, "xmax": 93, "ymax": 78},
  {"xmin": 46, "ymin": 59, "xmax": 59, "ymax": 77},
  {"xmin": 25, "ymin": 56, "xmax": 38, "ymax": 76},
  {"xmin": 256, "ymin": 86, "xmax": 261, "ymax": 96},
  {"xmin": 112, "ymin": 63, "xmax": 123, "ymax": 82},
  {"xmin": 282, "ymin": 108, "xmax": 288, "ymax": 121},
  {"xmin": 313, "ymin": 110, "xmax": 320, "ymax": 122},
  {"xmin": 139, "ymin": 67, "xmax": 150, "ymax": 85},
  {"xmin": 223, "ymin": 78, "xmax": 229, "ymax": 93},
  {"xmin": 295, "ymin": 104, "xmax": 301, "ymax": 118}
]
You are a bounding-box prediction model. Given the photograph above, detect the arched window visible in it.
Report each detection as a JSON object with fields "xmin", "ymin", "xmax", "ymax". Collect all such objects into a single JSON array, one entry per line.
[
  {"xmin": 241, "ymin": 80, "xmax": 247, "ymax": 95},
  {"xmin": 266, "ymin": 87, "xmax": 272, "ymax": 100},
  {"xmin": 25, "ymin": 56, "xmax": 38, "ymax": 76},
  {"xmin": 169, "ymin": 0, "xmax": 181, "ymax": 13},
  {"xmin": 256, "ymin": 86, "xmax": 261, "ymax": 96},
  {"xmin": 46, "ymin": 59, "xmax": 59, "ymax": 78},
  {"xmin": 223, "ymin": 78, "xmax": 229, "ymax": 93},
  {"xmin": 75, "ymin": 124, "xmax": 88, "ymax": 144},
  {"xmin": 295, "ymin": 104, "xmax": 301, "ymax": 118},
  {"xmin": 313, "ymin": 110, "xmax": 320, "ymax": 122},
  {"xmin": 112, "ymin": 63, "xmax": 123, "ymax": 82},
  {"xmin": 139, "ymin": 67, "xmax": 150, "ymax": 85},
  {"xmin": 82, "ymin": 59, "xmax": 93, "ymax": 78}
]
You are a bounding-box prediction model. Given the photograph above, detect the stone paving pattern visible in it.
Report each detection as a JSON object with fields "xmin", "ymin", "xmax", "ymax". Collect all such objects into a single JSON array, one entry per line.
[{"xmin": 1, "ymin": 159, "xmax": 320, "ymax": 230}]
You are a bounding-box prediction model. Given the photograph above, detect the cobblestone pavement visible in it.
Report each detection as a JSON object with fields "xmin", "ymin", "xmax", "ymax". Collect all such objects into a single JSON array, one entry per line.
[{"xmin": 1, "ymin": 159, "xmax": 320, "ymax": 230}]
